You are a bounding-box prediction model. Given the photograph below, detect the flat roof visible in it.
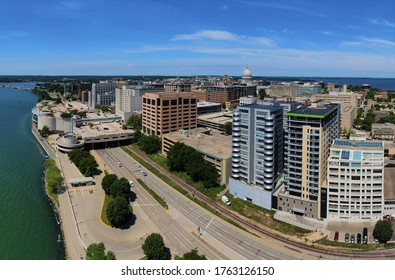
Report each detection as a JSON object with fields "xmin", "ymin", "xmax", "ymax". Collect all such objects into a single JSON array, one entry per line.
[
  {"xmin": 197, "ymin": 111, "xmax": 233, "ymax": 124},
  {"xmin": 332, "ymin": 140, "xmax": 384, "ymax": 150},
  {"xmin": 286, "ymin": 103, "xmax": 338, "ymax": 118},
  {"xmin": 74, "ymin": 122, "xmax": 134, "ymax": 138},
  {"xmin": 163, "ymin": 128, "xmax": 232, "ymax": 160},
  {"xmin": 240, "ymin": 104, "xmax": 283, "ymax": 112}
]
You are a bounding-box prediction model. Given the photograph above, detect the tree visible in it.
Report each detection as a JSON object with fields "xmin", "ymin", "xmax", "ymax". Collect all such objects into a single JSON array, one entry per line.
[
  {"xmin": 126, "ymin": 115, "xmax": 142, "ymax": 129},
  {"xmin": 177, "ymin": 248, "xmax": 207, "ymax": 260},
  {"xmin": 85, "ymin": 242, "xmax": 117, "ymax": 260},
  {"xmin": 202, "ymin": 162, "xmax": 219, "ymax": 188},
  {"xmin": 111, "ymin": 177, "xmax": 130, "ymax": 199},
  {"xmin": 79, "ymin": 156, "xmax": 98, "ymax": 177},
  {"xmin": 38, "ymin": 125, "xmax": 50, "ymax": 137},
  {"xmin": 221, "ymin": 121, "xmax": 232, "ymax": 135},
  {"xmin": 138, "ymin": 134, "xmax": 161, "ymax": 154},
  {"xmin": 102, "ymin": 174, "xmax": 118, "ymax": 195},
  {"xmin": 106, "ymin": 196, "xmax": 131, "ymax": 227},
  {"xmin": 373, "ymin": 220, "xmax": 393, "ymax": 244},
  {"xmin": 167, "ymin": 142, "xmax": 188, "ymax": 172},
  {"xmin": 142, "ymin": 233, "xmax": 171, "ymax": 260},
  {"xmin": 258, "ymin": 88, "xmax": 267, "ymax": 100}
]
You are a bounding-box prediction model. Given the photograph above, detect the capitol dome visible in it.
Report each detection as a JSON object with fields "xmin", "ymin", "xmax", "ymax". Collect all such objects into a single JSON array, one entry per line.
[{"xmin": 242, "ymin": 66, "xmax": 252, "ymax": 78}]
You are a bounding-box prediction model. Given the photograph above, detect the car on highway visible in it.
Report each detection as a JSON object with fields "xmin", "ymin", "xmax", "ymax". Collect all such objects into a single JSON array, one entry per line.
[
  {"xmin": 334, "ymin": 231, "xmax": 339, "ymax": 242},
  {"xmin": 118, "ymin": 162, "xmax": 122, "ymax": 167},
  {"xmin": 129, "ymin": 181, "xmax": 134, "ymax": 187},
  {"xmin": 350, "ymin": 234, "xmax": 355, "ymax": 243},
  {"xmin": 345, "ymin": 233, "xmax": 349, "ymax": 243},
  {"xmin": 140, "ymin": 170, "xmax": 147, "ymax": 176}
]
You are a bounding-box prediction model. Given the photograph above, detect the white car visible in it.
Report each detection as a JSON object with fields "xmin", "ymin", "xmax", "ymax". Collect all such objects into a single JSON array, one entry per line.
[
  {"xmin": 129, "ymin": 181, "xmax": 134, "ymax": 187},
  {"xmin": 140, "ymin": 170, "xmax": 147, "ymax": 176}
]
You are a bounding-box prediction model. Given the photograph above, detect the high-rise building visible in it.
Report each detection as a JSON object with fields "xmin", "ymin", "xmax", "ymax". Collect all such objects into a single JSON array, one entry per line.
[
  {"xmin": 327, "ymin": 140, "xmax": 384, "ymax": 222},
  {"xmin": 90, "ymin": 82, "xmax": 117, "ymax": 108},
  {"xmin": 115, "ymin": 85, "xmax": 162, "ymax": 121},
  {"xmin": 229, "ymin": 104, "xmax": 283, "ymax": 210},
  {"xmin": 278, "ymin": 102, "xmax": 340, "ymax": 219},
  {"xmin": 142, "ymin": 92, "xmax": 197, "ymax": 136}
]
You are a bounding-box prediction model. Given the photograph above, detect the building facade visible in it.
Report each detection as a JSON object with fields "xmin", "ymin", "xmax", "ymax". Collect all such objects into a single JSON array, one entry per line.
[
  {"xmin": 142, "ymin": 92, "xmax": 197, "ymax": 136},
  {"xmin": 229, "ymin": 104, "xmax": 284, "ymax": 210},
  {"xmin": 327, "ymin": 140, "xmax": 384, "ymax": 222},
  {"xmin": 278, "ymin": 102, "xmax": 340, "ymax": 219},
  {"xmin": 90, "ymin": 82, "xmax": 117, "ymax": 108},
  {"xmin": 115, "ymin": 85, "xmax": 162, "ymax": 121}
]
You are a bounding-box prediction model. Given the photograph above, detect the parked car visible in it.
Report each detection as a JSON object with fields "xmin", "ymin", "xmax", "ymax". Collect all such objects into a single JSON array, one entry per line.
[
  {"xmin": 357, "ymin": 233, "xmax": 362, "ymax": 244},
  {"xmin": 350, "ymin": 234, "xmax": 355, "ymax": 243},
  {"xmin": 345, "ymin": 233, "xmax": 350, "ymax": 243},
  {"xmin": 363, "ymin": 227, "xmax": 368, "ymax": 244},
  {"xmin": 334, "ymin": 231, "xmax": 339, "ymax": 242}
]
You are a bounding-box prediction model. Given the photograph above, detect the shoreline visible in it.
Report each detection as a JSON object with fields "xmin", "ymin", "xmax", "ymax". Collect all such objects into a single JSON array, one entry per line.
[{"xmin": 31, "ymin": 126, "xmax": 69, "ymax": 260}]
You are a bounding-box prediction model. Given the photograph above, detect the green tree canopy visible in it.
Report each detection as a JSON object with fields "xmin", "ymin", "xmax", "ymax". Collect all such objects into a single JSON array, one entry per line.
[
  {"xmin": 258, "ymin": 88, "xmax": 267, "ymax": 100},
  {"xmin": 373, "ymin": 220, "xmax": 394, "ymax": 244},
  {"xmin": 126, "ymin": 115, "xmax": 142, "ymax": 129},
  {"xmin": 177, "ymin": 248, "xmax": 207, "ymax": 260},
  {"xmin": 38, "ymin": 125, "xmax": 50, "ymax": 137},
  {"xmin": 138, "ymin": 134, "xmax": 161, "ymax": 154},
  {"xmin": 86, "ymin": 242, "xmax": 117, "ymax": 260},
  {"xmin": 111, "ymin": 177, "xmax": 130, "ymax": 199},
  {"xmin": 102, "ymin": 174, "xmax": 118, "ymax": 195},
  {"xmin": 221, "ymin": 121, "xmax": 232, "ymax": 135},
  {"xmin": 142, "ymin": 233, "xmax": 171, "ymax": 260},
  {"xmin": 106, "ymin": 196, "xmax": 131, "ymax": 227}
]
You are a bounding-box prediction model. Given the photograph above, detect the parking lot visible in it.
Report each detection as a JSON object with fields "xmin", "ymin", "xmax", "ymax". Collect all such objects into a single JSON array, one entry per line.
[{"xmin": 327, "ymin": 221, "xmax": 376, "ymax": 244}]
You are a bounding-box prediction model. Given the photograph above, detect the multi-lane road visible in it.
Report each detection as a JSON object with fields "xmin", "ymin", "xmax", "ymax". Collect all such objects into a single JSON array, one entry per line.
[{"xmin": 97, "ymin": 147, "xmax": 327, "ymax": 260}]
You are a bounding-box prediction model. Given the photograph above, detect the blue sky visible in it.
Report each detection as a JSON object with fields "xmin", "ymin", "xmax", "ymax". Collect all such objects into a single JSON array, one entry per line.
[{"xmin": 1, "ymin": 0, "xmax": 394, "ymax": 77}]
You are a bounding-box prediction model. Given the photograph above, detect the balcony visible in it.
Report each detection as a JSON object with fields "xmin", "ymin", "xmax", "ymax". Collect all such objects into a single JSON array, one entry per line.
[
  {"xmin": 265, "ymin": 115, "xmax": 274, "ymax": 121},
  {"xmin": 233, "ymin": 148, "xmax": 240, "ymax": 153},
  {"xmin": 232, "ymin": 142, "xmax": 240, "ymax": 147},
  {"xmin": 232, "ymin": 158, "xmax": 240, "ymax": 163},
  {"xmin": 264, "ymin": 150, "xmax": 274, "ymax": 156},
  {"xmin": 264, "ymin": 126, "xmax": 274, "ymax": 132},
  {"xmin": 232, "ymin": 168, "xmax": 240, "ymax": 173},
  {"xmin": 233, "ymin": 127, "xmax": 241, "ymax": 132},
  {"xmin": 264, "ymin": 155, "xmax": 273, "ymax": 161},
  {"xmin": 233, "ymin": 132, "xmax": 241, "ymax": 137},
  {"xmin": 264, "ymin": 178, "xmax": 273, "ymax": 184},
  {"xmin": 264, "ymin": 167, "xmax": 273, "ymax": 173},
  {"xmin": 264, "ymin": 161, "xmax": 273, "ymax": 167},
  {"xmin": 232, "ymin": 163, "xmax": 240, "ymax": 168},
  {"xmin": 233, "ymin": 117, "xmax": 240, "ymax": 122},
  {"xmin": 233, "ymin": 137, "xmax": 241, "ymax": 142},
  {"xmin": 264, "ymin": 138, "xmax": 274, "ymax": 144},
  {"xmin": 265, "ymin": 133, "xmax": 274, "ymax": 138}
]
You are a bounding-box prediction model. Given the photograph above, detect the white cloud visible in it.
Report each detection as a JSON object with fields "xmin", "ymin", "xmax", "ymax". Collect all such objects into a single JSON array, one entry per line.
[
  {"xmin": 340, "ymin": 41, "xmax": 362, "ymax": 46},
  {"xmin": 172, "ymin": 30, "xmax": 238, "ymax": 41},
  {"xmin": 369, "ymin": 19, "xmax": 395, "ymax": 28},
  {"xmin": 172, "ymin": 30, "xmax": 276, "ymax": 48},
  {"xmin": 361, "ymin": 37, "xmax": 395, "ymax": 47}
]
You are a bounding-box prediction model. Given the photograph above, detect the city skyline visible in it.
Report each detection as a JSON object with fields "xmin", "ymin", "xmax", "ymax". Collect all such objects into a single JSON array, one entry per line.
[{"xmin": 1, "ymin": 0, "xmax": 394, "ymax": 77}]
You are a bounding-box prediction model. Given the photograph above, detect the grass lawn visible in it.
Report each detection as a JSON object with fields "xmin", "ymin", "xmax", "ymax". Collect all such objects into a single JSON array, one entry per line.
[
  {"xmin": 101, "ymin": 194, "xmax": 113, "ymax": 226},
  {"xmin": 137, "ymin": 178, "xmax": 168, "ymax": 209}
]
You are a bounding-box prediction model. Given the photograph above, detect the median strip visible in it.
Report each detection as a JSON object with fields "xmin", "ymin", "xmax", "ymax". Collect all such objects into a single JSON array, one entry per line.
[{"xmin": 137, "ymin": 178, "xmax": 168, "ymax": 209}]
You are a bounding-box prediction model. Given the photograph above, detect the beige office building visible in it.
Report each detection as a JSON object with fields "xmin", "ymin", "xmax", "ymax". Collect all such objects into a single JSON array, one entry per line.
[
  {"xmin": 142, "ymin": 92, "xmax": 197, "ymax": 136},
  {"xmin": 311, "ymin": 92, "xmax": 359, "ymax": 129}
]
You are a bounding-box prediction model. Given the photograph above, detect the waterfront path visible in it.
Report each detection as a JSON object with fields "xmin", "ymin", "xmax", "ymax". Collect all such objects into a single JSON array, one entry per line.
[{"xmin": 32, "ymin": 126, "xmax": 56, "ymax": 158}]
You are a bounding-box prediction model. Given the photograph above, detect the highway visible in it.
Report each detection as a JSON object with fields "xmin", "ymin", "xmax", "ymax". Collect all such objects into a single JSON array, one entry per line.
[{"xmin": 100, "ymin": 147, "xmax": 326, "ymax": 260}]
